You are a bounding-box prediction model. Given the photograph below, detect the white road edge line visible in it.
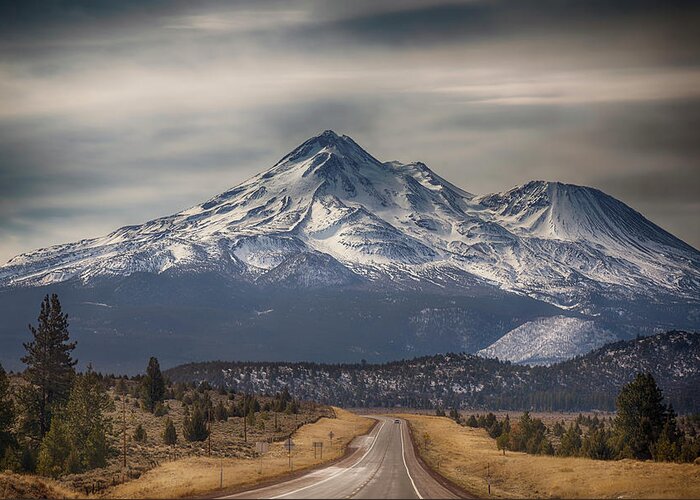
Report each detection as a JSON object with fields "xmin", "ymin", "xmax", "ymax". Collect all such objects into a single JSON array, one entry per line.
[
  {"xmin": 268, "ymin": 419, "xmax": 386, "ymax": 499},
  {"xmin": 400, "ymin": 419, "xmax": 423, "ymax": 500}
]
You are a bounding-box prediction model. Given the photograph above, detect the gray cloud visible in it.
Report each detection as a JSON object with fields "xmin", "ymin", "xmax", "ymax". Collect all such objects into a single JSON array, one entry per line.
[{"xmin": 1, "ymin": 0, "xmax": 699, "ymax": 263}]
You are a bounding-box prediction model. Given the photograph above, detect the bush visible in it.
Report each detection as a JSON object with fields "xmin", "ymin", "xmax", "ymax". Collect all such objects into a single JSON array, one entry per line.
[
  {"xmin": 133, "ymin": 424, "xmax": 147, "ymax": 443},
  {"xmin": 183, "ymin": 404, "xmax": 209, "ymax": 442},
  {"xmin": 163, "ymin": 418, "xmax": 177, "ymax": 445},
  {"xmin": 154, "ymin": 402, "xmax": 168, "ymax": 417}
]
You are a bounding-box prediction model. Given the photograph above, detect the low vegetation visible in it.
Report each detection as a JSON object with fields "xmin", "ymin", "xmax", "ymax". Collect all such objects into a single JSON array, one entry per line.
[
  {"xmin": 401, "ymin": 413, "xmax": 700, "ymax": 498},
  {"xmin": 103, "ymin": 407, "xmax": 372, "ymax": 499},
  {"xmin": 450, "ymin": 373, "xmax": 700, "ymax": 463},
  {"xmin": 0, "ymin": 294, "xmax": 352, "ymax": 498},
  {"xmin": 0, "ymin": 472, "xmax": 78, "ymax": 499}
]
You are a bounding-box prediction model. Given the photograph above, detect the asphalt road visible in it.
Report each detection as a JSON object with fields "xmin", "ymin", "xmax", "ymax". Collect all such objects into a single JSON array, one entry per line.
[{"xmin": 222, "ymin": 416, "xmax": 462, "ymax": 499}]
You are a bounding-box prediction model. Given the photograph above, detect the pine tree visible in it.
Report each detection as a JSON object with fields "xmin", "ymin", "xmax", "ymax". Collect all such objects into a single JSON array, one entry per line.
[
  {"xmin": 37, "ymin": 368, "xmax": 111, "ymax": 477},
  {"xmin": 652, "ymin": 404, "xmax": 682, "ymax": 462},
  {"xmin": 183, "ymin": 403, "xmax": 209, "ymax": 442},
  {"xmin": 36, "ymin": 418, "xmax": 71, "ymax": 477},
  {"xmin": 557, "ymin": 423, "xmax": 582, "ymax": 457},
  {"xmin": 613, "ymin": 373, "xmax": 666, "ymax": 460},
  {"xmin": 20, "ymin": 294, "xmax": 77, "ymax": 440},
  {"xmin": 163, "ymin": 418, "xmax": 177, "ymax": 445},
  {"xmin": 0, "ymin": 363, "xmax": 16, "ymax": 460},
  {"xmin": 580, "ymin": 427, "xmax": 612, "ymax": 460},
  {"xmin": 496, "ymin": 432, "xmax": 510, "ymax": 455},
  {"xmin": 141, "ymin": 357, "xmax": 165, "ymax": 413},
  {"xmin": 133, "ymin": 424, "xmax": 147, "ymax": 443}
]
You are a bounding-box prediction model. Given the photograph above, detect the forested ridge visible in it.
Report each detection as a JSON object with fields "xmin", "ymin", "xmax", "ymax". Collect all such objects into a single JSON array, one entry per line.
[{"xmin": 166, "ymin": 331, "xmax": 700, "ymax": 413}]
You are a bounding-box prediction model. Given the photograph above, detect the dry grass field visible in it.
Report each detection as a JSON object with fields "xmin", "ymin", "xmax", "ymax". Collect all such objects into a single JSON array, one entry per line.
[
  {"xmin": 102, "ymin": 407, "xmax": 372, "ymax": 499},
  {"xmin": 0, "ymin": 472, "xmax": 79, "ymax": 499},
  {"xmin": 397, "ymin": 413, "xmax": 700, "ymax": 499},
  {"xmin": 0, "ymin": 408, "xmax": 371, "ymax": 499},
  {"xmin": 50, "ymin": 386, "xmax": 335, "ymax": 495}
]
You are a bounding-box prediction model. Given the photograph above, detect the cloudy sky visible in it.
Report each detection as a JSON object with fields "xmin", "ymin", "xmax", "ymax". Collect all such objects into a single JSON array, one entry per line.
[{"xmin": 1, "ymin": 0, "xmax": 699, "ymax": 263}]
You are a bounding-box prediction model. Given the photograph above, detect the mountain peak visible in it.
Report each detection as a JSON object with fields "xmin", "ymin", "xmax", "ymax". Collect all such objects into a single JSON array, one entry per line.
[
  {"xmin": 272, "ymin": 130, "xmax": 381, "ymax": 171},
  {"xmin": 1, "ymin": 132, "xmax": 698, "ymax": 319},
  {"xmin": 318, "ymin": 129, "xmax": 341, "ymax": 140}
]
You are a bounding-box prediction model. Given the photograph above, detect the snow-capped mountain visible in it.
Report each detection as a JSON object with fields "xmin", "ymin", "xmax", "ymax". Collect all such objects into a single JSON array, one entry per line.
[
  {"xmin": 0, "ymin": 130, "xmax": 698, "ymax": 371},
  {"xmin": 477, "ymin": 316, "xmax": 618, "ymax": 365},
  {"xmin": 3, "ymin": 130, "xmax": 698, "ymax": 304}
]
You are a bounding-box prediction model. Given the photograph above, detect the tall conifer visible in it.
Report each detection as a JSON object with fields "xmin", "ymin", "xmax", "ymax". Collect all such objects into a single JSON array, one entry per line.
[
  {"xmin": 141, "ymin": 357, "xmax": 165, "ymax": 413},
  {"xmin": 21, "ymin": 294, "xmax": 76, "ymax": 440}
]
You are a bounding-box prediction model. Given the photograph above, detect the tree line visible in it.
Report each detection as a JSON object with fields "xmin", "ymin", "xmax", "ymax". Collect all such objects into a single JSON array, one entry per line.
[{"xmin": 451, "ymin": 373, "xmax": 700, "ymax": 463}]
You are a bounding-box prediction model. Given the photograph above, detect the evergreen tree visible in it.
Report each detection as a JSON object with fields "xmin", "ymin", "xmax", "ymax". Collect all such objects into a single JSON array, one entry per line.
[
  {"xmin": 652, "ymin": 405, "xmax": 682, "ymax": 462},
  {"xmin": 557, "ymin": 423, "xmax": 582, "ymax": 457},
  {"xmin": 0, "ymin": 364, "xmax": 16, "ymax": 461},
  {"xmin": 36, "ymin": 418, "xmax": 71, "ymax": 477},
  {"xmin": 580, "ymin": 427, "xmax": 612, "ymax": 460},
  {"xmin": 37, "ymin": 369, "xmax": 111, "ymax": 477},
  {"xmin": 496, "ymin": 432, "xmax": 510, "ymax": 454},
  {"xmin": 133, "ymin": 424, "xmax": 147, "ymax": 443},
  {"xmin": 613, "ymin": 373, "xmax": 666, "ymax": 460},
  {"xmin": 552, "ymin": 421, "xmax": 565, "ymax": 438},
  {"xmin": 141, "ymin": 357, "xmax": 165, "ymax": 413},
  {"xmin": 163, "ymin": 418, "xmax": 177, "ymax": 445},
  {"xmin": 183, "ymin": 403, "xmax": 209, "ymax": 442},
  {"xmin": 20, "ymin": 294, "xmax": 77, "ymax": 440}
]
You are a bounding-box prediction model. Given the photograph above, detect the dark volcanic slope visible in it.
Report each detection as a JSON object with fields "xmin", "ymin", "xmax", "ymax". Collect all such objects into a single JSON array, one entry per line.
[{"xmin": 165, "ymin": 331, "xmax": 700, "ymax": 413}]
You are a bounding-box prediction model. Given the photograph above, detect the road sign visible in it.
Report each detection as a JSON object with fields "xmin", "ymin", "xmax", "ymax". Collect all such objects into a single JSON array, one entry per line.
[
  {"xmin": 285, "ymin": 438, "xmax": 295, "ymax": 471},
  {"xmin": 328, "ymin": 430, "xmax": 335, "ymax": 440},
  {"xmin": 255, "ymin": 442, "xmax": 269, "ymax": 454},
  {"xmin": 284, "ymin": 438, "xmax": 295, "ymax": 452},
  {"xmin": 313, "ymin": 441, "xmax": 323, "ymax": 459}
]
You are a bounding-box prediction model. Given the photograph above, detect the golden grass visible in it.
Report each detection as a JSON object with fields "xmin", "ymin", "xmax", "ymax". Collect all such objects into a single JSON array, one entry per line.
[
  {"xmin": 102, "ymin": 408, "xmax": 372, "ymax": 499},
  {"xmin": 396, "ymin": 413, "xmax": 700, "ymax": 499},
  {"xmin": 0, "ymin": 471, "xmax": 79, "ymax": 499}
]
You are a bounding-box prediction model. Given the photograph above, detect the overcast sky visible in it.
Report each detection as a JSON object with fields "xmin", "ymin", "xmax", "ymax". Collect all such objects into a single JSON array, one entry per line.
[{"xmin": 1, "ymin": 0, "xmax": 699, "ymax": 263}]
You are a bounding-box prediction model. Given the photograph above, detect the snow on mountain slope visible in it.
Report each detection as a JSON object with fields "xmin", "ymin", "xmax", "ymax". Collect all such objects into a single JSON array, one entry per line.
[
  {"xmin": 473, "ymin": 181, "xmax": 700, "ymax": 299},
  {"xmin": 1, "ymin": 130, "xmax": 699, "ymax": 318},
  {"xmin": 477, "ymin": 316, "xmax": 619, "ymax": 365}
]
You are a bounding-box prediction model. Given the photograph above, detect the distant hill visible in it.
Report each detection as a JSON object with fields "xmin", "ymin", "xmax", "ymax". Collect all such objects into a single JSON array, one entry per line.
[
  {"xmin": 477, "ymin": 315, "xmax": 618, "ymax": 365},
  {"xmin": 165, "ymin": 330, "xmax": 700, "ymax": 413}
]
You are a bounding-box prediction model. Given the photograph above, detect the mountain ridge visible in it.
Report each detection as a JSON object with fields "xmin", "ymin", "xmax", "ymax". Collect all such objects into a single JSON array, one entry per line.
[
  {"xmin": 3, "ymin": 130, "xmax": 698, "ymax": 304},
  {"xmin": 0, "ymin": 130, "xmax": 698, "ymax": 371}
]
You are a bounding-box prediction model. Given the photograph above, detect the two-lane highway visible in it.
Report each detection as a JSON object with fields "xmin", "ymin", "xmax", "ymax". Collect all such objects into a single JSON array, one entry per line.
[{"xmin": 223, "ymin": 416, "xmax": 462, "ymax": 499}]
